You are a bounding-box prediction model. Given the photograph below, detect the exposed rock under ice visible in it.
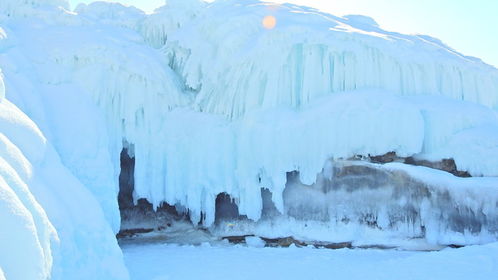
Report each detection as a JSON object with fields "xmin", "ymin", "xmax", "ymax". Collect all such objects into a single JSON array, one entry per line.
[
  {"xmin": 118, "ymin": 157, "xmax": 498, "ymax": 248},
  {"xmin": 282, "ymin": 161, "xmax": 497, "ymax": 245}
]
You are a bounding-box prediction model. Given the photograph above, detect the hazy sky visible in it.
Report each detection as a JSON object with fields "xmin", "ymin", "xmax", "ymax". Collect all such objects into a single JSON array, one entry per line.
[{"xmin": 68, "ymin": 0, "xmax": 498, "ymax": 68}]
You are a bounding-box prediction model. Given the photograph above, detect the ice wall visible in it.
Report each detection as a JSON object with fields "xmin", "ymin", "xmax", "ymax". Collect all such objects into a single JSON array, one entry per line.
[
  {"xmin": 144, "ymin": 0, "xmax": 498, "ymax": 118},
  {"xmin": 106, "ymin": 90, "xmax": 497, "ymax": 231},
  {"xmin": 125, "ymin": 1, "xmax": 498, "ymax": 233}
]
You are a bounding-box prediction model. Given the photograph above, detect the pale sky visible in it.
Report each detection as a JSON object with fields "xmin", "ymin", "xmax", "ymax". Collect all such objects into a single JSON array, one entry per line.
[{"xmin": 68, "ymin": 0, "xmax": 498, "ymax": 68}]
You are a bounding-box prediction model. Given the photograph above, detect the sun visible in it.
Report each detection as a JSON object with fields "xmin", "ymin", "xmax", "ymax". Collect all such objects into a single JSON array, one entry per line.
[{"xmin": 262, "ymin": 15, "xmax": 277, "ymax": 29}]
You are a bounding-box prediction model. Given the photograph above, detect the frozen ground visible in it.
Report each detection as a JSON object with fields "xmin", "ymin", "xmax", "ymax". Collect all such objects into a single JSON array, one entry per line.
[{"xmin": 122, "ymin": 242, "xmax": 498, "ymax": 280}]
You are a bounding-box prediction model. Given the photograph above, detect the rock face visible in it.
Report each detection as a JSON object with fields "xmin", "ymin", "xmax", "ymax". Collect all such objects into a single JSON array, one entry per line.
[
  {"xmin": 404, "ymin": 157, "xmax": 471, "ymax": 178},
  {"xmin": 369, "ymin": 152, "xmax": 471, "ymax": 177},
  {"xmin": 118, "ymin": 155, "xmax": 498, "ymax": 247},
  {"xmin": 283, "ymin": 160, "xmax": 498, "ymax": 245},
  {"xmin": 215, "ymin": 193, "xmax": 245, "ymax": 224}
]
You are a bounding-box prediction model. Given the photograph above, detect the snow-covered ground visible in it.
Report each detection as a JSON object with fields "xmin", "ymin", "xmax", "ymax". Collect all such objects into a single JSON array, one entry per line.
[{"xmin": 122, "ymin": 242, "xmax": 498, "ymax": 280}]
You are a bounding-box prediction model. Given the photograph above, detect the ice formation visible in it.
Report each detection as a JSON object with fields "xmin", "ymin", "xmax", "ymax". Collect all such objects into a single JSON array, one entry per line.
[
  {"xmin": 1, "ymin": 0, "xmax": 498, "ymax": 276},
  {"xmin": 0, "ymin": 24, "xmax": 128, "ymax": 280},
  {"xmin": 97, "ymin": 0, "xmax": 498, "ymax": 231},
  {"xmin": 279, "ymin": 161, "xmax": 498, "ymax": 245},
  {"xmin": 0, "ymin": 97, "xmax": 128, "ymax": 279},
  {"xmin": 154, "ymin": 0, "xmax": 498, "ymax": 118},
  {"xmin": 0, "ymin": 98, "xmax": 55, "ymax": 280}
]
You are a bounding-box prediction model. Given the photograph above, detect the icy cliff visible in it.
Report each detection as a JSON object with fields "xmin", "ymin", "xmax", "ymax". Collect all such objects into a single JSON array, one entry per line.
[
  {"xmin": 0, "ymin": 0, "xmax": 498, "ymax": 276},
  {"xmin": 112, "ymin": 0, "xmax": 498, "ymax": 245},
  {"xmin": 153, "ymin": 0, "xmax": 498, "ymax": 118}
]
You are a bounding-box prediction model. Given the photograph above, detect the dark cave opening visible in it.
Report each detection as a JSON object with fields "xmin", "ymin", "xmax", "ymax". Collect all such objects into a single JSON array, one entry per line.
[
  {"xmin": 117, "ymin": 144, "xmax": 188, "ymax": 237},
  {"xmin": 261, "ymin": 188, "xmax": 280, "ymax": 218},
  {"xmin": 118, "ymin": 146, "xmax": 135, "ymax": 210},
  {"xmin": 215, "ymin": 193, "xmax": 242, "ymax": 224}
]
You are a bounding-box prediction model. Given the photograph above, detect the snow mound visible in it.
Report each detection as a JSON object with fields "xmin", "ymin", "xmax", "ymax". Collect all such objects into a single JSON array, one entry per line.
[
  {"xmin": 0, "ymin": 72, "xmax": 128, "ymax": 279},
  {"xmin": 0, "ymin": 119, "xmax": 55, "ymax": 280},
  {"xmin": 245, "ymin": 236, "xmax": 265, "ymax": 248},
  {"xmin": 442, "ymin": 125, "xmax": 498, "ymax": 176}
]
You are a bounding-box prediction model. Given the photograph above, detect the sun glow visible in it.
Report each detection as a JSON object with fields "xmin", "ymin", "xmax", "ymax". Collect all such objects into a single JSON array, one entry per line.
[{"xmin": 262, "ymin": 15, "xmax": 277, "ymax": 29}]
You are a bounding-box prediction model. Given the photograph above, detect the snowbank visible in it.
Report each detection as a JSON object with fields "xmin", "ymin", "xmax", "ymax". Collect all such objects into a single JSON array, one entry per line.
[
  {"xmin": 0, "ymin": 127, "xmax": 55, "ymax": 280},
  {"xmin": 0, "ymin": 74, "xmax": 128, "ymax": 278}
]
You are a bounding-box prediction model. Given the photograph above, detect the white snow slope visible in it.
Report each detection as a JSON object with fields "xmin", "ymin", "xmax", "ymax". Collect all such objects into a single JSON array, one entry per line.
[{"xmin": 0, "ymin": 0, "xmax": 498, "ymax": 278}]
